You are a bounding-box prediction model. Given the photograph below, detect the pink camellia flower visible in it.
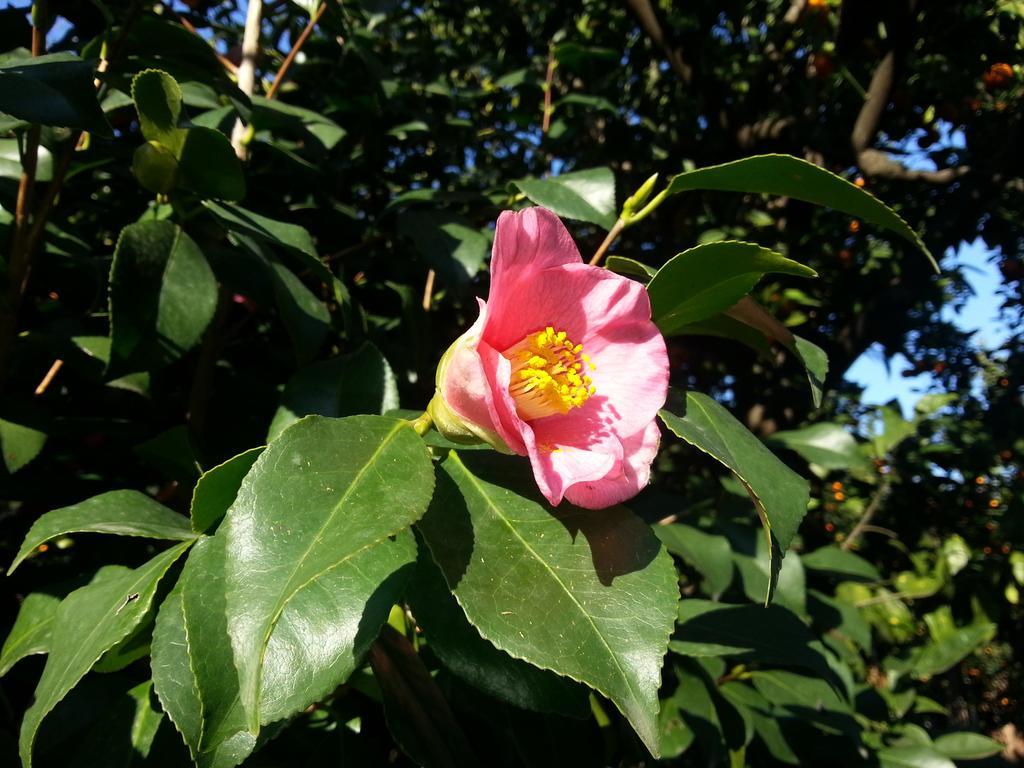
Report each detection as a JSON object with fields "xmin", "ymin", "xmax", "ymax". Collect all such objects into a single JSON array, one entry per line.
[{"xmin": 428, "ymin": 207, "xmax": 669, "ymax": 509}]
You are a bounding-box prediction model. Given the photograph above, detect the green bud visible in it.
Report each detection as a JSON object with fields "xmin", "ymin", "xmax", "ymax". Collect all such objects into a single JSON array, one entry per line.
[{"xmin": 621, "ymin": 173, "xmax": 659, "ymax": 218}]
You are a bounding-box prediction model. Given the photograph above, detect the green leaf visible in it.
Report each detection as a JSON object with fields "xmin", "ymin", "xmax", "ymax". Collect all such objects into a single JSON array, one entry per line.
[
  {"xmin": 0, "ymin": 592, "xmax": 60, "ymax": 676},
  {"xmin": 222, "ymin": 415, "xmax": 434, "ymax": 732},
  {"xmin": 896, "ymin": 621, "xmax": 996, "ymax": 678},
  {"xmin": 131, "ymin": 69, "xmax": 186, "ymax": 155},
  {"xmin": 202, "ymin": 200, "xmax": 318, "ymax": 271},
  {"xmin": 19, "ymin": 542, "xmax": 193, "ymax": 767},
  {"xmin": 513, "ymin": 168, "xmax": 616, "ymax": 229},
  {"xmin": 417, "ymin": 451, "xmax": 678, "ymax": 757},
  {"xmin": 719, "ymin": 682, "xmax": 799, "ymax": 764},
  {"xmin": 671, "ymin": 600, "xmax": 836, "ymax": 684},
  {"xmin": 878, "ymin": 745, "xmax": 957, "ymax": 768},
  {"xmin": 801, "ymin": 546, "xmax": 881, "ymax": 581},
  {"xmin": 646, "ymin": 241, "xmax": 816, "ymax": 334},
  {"xmin": 932, "ymin": 732, "xmax": 1003, "ymax": 760},
  {"xmin": 190, "ymin": 447, "xmax": 264, "ymax": 534},
  {"xmin": 654, "ymin": 524, "xmax": 734, "ymax": 597},
  {"xmin": 152, "ymin": 535, "xmax": 257, "ymax": 768},
  {"xmin": 367, "ymin": 625, "xmax": 479, "ymax": 768},
  {"xmin": 660, "ymin": 392, "xmax": 809, "ymax": 603},
  {"xmin": 669, "ymin": 313, "xmax": 773, "ymax": 359},
  {"xmin": 770, "ymin": 423, "xmax": 866, "ymax": 471},
  {"xmin": 605, "ymin": 255, "xmax": 656, "ymax": 281},
  {"xmin": 748, "ymin": 669, "xmax": 857, "ymax": 741},
  {"xmin": 108, "ymin": 220, "xmax": 219, "ymax": 376},
  {"xmin": 0, "ymin": 53, "xmax": 110, "ymax": 135},
  {"xmin": 0, "ymin": 418, "xmax": 47, "ymax": 474},
  {"xmin": 0, "ymin": 138, "xmax": 53, "ymax": 182},
  {"xmin": 268, "ymin": 342, "xmax": 400, "ymax": 441},
  {"xmin": 396, "ymin": 210, "xmax": 489, "ymax": 285},
  {"xmin": 793, "ymin": 336, "xmax": 829, "ymax": 408},
  {"xmin": 408, "ymin": 544, "xmax": 589, "ymax": 717},
  {"xmin": 9, "ymin": 490, "xmax": 195, "ymax": 574},
  {"xmin": 267, "ymin": 258, "xmax": 331, "ymax": 364},
  {"xmin": 251, "ymin": 96, "xmax": 346, "ymax": 151},
  {"xmin": 178, "ymin": 127, "xmax": 246, "ymax": 201},
  {"xmin": 665, "ymin": 154, "xmax": 936, "ymax": 270}
]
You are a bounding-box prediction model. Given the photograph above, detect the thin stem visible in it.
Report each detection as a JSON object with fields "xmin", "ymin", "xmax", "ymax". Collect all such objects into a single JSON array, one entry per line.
[
  {"xmin": 34, "ymin": 358, "xmax": 63, "ymax": 395},
  {"xmin": 541, "ymin": 48, "xmax": 556, "ymax": 134},
  {"xmin": 588, "ymin": 217, "xmax": 625, "ymax": 266},
  {"xmin": 178, "ymin": 13, "xmax": 239, "ymax": 74},
  {"xmin": 421, "ymin": 269, "xmax": 436, "ymax": 311},
  {"xmin": 266, "ymin": 0, "xmax": 328, "ymax": 100},
  {"xmin": 0, "ymin": 8, "xmax": 47, "ymax": 387},
  {"xmin": 842, "ymin": 475, "xmax": 893, "ymax": 551}
]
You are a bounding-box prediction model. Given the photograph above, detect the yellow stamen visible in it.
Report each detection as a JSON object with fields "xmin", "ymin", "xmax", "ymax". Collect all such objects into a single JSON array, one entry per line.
[{"xmin": 503, "ymin": 326, "xmax": 596, "ymax": 421}]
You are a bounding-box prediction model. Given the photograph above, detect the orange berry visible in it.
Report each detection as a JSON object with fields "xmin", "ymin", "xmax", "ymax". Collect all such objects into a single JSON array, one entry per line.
[
  {"xmin": 854, "ymin": 176, "xmax": 865, "ymax": 188},
  {"xmin": 989, "ymin": 499, "xmax": 1000, "ymax": 509},
  {"xmin": 825, "ymin": 522, "xmax": 835, "ymax": 532},
  {"xmin": 975, "ymin": 476, "xmax": 986, "ymax": 485},
  {"xmin": 834, "ymin": 492, "xmax": 845, "ymax": 502},
  {"xmin": 849, "ymin": 220, "xmax": 860, "ymax": 234},
  {"xmin": 983, "ymin": 546, "xmax": 992, "ymax": 555},
  {"xmin": 831, "ymin": 481, "xmax": 843, "ymax": 491},
  {"xmin": 38, "ymin": 544, "xmax": 49, "ymax": 553}
]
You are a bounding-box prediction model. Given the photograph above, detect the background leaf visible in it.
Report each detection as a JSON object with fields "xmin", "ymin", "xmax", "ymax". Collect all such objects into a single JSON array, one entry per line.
[{"xmin": 513, "ymin": 167, "xmax": 616, "ymax": 229}]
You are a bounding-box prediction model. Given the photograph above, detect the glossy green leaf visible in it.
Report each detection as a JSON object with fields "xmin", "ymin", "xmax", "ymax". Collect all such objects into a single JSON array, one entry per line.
[
  {"xmin": 9, "ymin": 490, "xmax": 195, "ymax": 574},
  {"xmin": 734, "ymin": 535, "xmax": 807, "ymax": 618},
  {"xmin": 417, "ymin": 451, "xmax": 678, "ymax": 757},
  {"xmin": 719, "ymin": 682, "xmax": 799, "ymax": 764},
  {"xmin": 770, "ymin": 423, "xmax": 867, "ymax": 471},
  {"xmin": 660, "ymin": 392, "xmax": 809, "ymax": 603},
  {"xmin": 408, "ymin": 545, "xmax": 589, "ymax": 717},
  {"xmin": 267, "ymin": 342, "xmax": 400, "ymax": 441},
  {"xmin": 801, "ymin": 546, "xmax": 881, "ymax": 581},
  {"xmin": 0, "ymin": 418, "xmax": 47, "ymax": 474},
  {"xmin": 647, "ymin": 241, "xmax": 816, "ymax": 334},
  {"xmin": 108, "ymin": 220, "xmax": 218, "ymax": 375},
  {"xmin": 878, "ymin": 745, "xmax": 956, "ymax": 768},
  {"xmin": 178, "ymin": 127, "xmax": 246, "ymax": 201},
  {"xmin": 897, "ymin": 621, "xmax": 996, "ymax": 678},
  {"xmin": 0, "ymin": 53, "xmax": 110, "ymax": 135},
  {"xmin": 131, "ymin": 69, "xmax": 186, "ymax": 155},
  {"xmin": 190, "ymin": 447, "xmax": 264, "ymax": 534},
  {"xmin": 0, "ymin": 592, "xmax": 60, "ymax": 676},
  {"xmin": 793, "ymin": 336, "xmax": 829, "ymax": 408},
  {"xmin": 665, "ymin": 154, "xmax": 936, "ymax": 270},
  {"xmin": 222, "ymin": 415, "xmax": 434, "ymax": 732},
  {"xmin": 513, "ymin": 168, "xmax": 616, "ymax": 229},
  {"xmin": 152, "ymin": 535, "xmax": 257, "ymax": 768},
  {"xmin": 251, "ymin": 96, "xmax": 346, "ymax": 150},
  {"xmin": 605, "ymin": 255, "xmax": 655, "ymax": 281},
  {"xmin": 748, "ymin": 669, "xmax": 857, "ymax": 741},
  {"xmin": 267, "ymin": 258, "xmax": 331, "ymax": 364},
  {"xmin": 655, "ymin": 524, "xmax": 734, "ymax": 597},
  {"xmin": 0, "ymin": 139, "xmax": 53, "ymax": 182},
  {"xmin": 672, "ymin": 599, "xmax": 836, "ymax": 684},
  {"xmin": 397, "ymin": 210, "xmax": 489, "ymax": 284},
  {"xmin": 670, "ymin": 313, "xmax": 773, "ymax": 358},
  {"xmin": 19, "ymin": 541, "xmax": 193, "ymax": 767},
  {"xmin": 932, "ymin": 732, "xmax": 1003, "ymax": 760},
  {"xmin": 202, "ymin": 201, "xmax": 319, "ymax": 272}
]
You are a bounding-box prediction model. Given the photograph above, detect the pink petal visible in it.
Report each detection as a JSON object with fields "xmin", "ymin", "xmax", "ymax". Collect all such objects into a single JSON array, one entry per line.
[
  {"xmin": 563, "ymin": 420, "xmax": 662, "ymax": 509},
  {"xmin": 476, "ymin": 342, "xmax": 528, "ymax": 455},
  {"xmin": 442, "ymin": 298, "xmax": 499, "ymax": 438},
  {"xmin": 583, "ymin": 319, "xmax": 669, "ymax": 438}
]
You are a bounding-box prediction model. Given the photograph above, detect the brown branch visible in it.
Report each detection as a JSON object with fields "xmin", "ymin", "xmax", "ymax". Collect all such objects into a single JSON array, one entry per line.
[
  {"xmin": 841, "ymin": 476, "xmax": 893, "ymax": 551},
  {"xmin": 266, "ymin": 0, "xmax": 328, "ymax": 100},
  {"xmin": 231, "ymin": 0, "xmax": 264, "ymax": 159},
  {"xmin": 588, "ymin": 217, "xmax": 625, "ymax": 266},
  {"xmin": 34, "ymin": 359, "xmax": 63, "ymax": 395},
  {"xmin": 0, "ymin": 11, "xmax": 48, "ymax": 387},
  {"xmin": 421, "ymin": 269, "xmax": 436, "ymax": 312},
  {"xmin": 625, "ymin": 0, "xmax": 692, "ymax": 84},
  {"xmin": 852, "ymin": 49, "xmax": 969, "ymax": 184}
]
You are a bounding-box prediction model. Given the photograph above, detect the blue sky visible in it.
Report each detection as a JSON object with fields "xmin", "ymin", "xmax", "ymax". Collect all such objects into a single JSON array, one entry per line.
[{"xmin": 846, "ymin": 237, "xmax": 1011, "ymax": 414}]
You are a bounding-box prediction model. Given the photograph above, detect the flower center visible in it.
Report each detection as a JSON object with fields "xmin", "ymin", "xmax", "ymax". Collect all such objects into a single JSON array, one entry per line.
[{"xmin": 503, "ymin": 326, "xmax": 595, "ymax": 421}]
